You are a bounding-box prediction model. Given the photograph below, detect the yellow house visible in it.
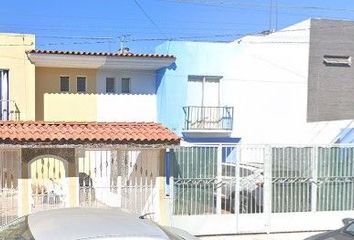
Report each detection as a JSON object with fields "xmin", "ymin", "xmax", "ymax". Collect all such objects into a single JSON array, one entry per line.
[
  {"xmin": 0, "ymin": 33, "xmax": 35, "ymax": 120},
  {"xmin": 0, "ymin": 33, "xmax": 178, "ymax": 225},
  {"xmin": 0, "ymin": 33, "xmax": 175, "ymax": 123}
]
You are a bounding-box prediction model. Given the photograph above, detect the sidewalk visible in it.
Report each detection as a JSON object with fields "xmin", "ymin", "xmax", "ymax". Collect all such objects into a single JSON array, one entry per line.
[{"xmin": 199, "ymin": 231, "xmax": 323, "ymax": 240}]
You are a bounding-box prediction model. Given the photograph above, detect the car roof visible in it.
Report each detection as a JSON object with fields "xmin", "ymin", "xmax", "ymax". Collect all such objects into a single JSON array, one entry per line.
[{"xmin": 28, "ymin": 208, "xmax": 169, "ymax": 240}]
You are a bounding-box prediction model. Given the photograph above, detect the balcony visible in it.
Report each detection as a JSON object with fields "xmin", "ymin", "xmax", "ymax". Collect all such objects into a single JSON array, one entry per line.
[
  {"xmin": 183, "ymin": 106, "xmax": 234, "ymax": 132},
  {"xmin": 0, "ymin": 100, "xmax": 20, "ymax": 120}
]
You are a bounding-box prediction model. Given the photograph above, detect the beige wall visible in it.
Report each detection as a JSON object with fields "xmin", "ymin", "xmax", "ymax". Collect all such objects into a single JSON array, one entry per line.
[
  {"xmin": 0, "ymin": 33, "xmax": 35, "ymax": 120},
  {"xmin": 44, "ymin": 93, "xmax": 97, "ymax": 121},
  {"xmin": 36, "ymin": 67, "xmax": 96, "ymax": 120}
]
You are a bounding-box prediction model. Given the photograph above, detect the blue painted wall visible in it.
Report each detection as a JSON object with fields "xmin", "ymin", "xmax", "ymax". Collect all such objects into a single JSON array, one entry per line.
[{"xmin": 155, "ymin": 41, "xmax": 239, "ymax": 136}]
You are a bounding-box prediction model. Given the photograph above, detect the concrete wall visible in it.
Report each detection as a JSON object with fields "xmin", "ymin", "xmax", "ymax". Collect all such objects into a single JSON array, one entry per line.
[
  {"xmin": 44, "ymin": 93, "xmax": 156, "ymax": 122},
  {"xmin": 308, "ymin": 19, "xmax": 354, "ymax": 122},
  {"xmin": 156, "ymin": 20, "xmax": 352, "ymax": 144},
  {"xmin": 36, "ymin": 67, "xmax": 96, "ymax": 120},
  {"xmin": 44, "ymin": 93, "xmax": 97, "ymax": 121},
  {"xmin": 0, "ymin": 33, "xmax": 35, "ymax": 120},
  {"xmin": 40, "ymin": 68, "xmax": 157, "ymax": 122},
  {"xmin": 96, "ymin": 69, "xmax": 155, "ymax": 94},
  {"xmin": 97, "ymin": 94, "xmax": 156, "ymax": 122}
]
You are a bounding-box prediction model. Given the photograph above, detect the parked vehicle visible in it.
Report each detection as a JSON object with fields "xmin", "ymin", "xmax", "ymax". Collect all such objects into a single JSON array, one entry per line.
[
  {"xmin": 0, "ymin": 208, "xmax": 198, "ymax": 240},
  {"xmin": 221, "ymin": 162, "xmax": 264, "ymax": 213},
  {"xmin": 305, "ymin": 218, "xmax": 354, "ymax": 240},
  {"xmin": 79, "ymin": 172, "xmax": 95, "ymax": 202}
]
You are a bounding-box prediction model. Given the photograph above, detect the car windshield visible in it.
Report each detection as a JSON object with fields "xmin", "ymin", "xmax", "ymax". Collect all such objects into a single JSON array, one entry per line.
[
  {"xmin": 345, "ymin": 222, "xmax": 354, "ymax": 236},
  {"xmin": 0, "ymin": 216, "xmax": 34, "ymax": 240}
]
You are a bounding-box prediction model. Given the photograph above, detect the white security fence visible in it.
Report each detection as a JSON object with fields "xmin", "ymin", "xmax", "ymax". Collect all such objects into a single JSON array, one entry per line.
[
  {"xmin": 1, "ymin": 145, "xmax": 354, "ymax": 236},
  {"xmin": 0, "ymin": 148, "xmax": 159, "ymax": 227},
  {"xmin": 169, "ymin": 144, "xmax": 354, "ymax": 235}
]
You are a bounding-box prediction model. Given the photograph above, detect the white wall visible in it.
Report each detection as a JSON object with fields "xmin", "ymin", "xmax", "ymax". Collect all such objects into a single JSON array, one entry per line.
[
  {"xmin": 95, "ymin": 69, "xmax": 157, "ymax": 122},
  {"xmin": 97, "ymin": 94, "xmax": 156, "ymax": 122},
  {"xmin": 96, "ymin": 69, "xmax": 155, "ymax": 94},
  {"xmin": 219, "ymin": 19, "xmax": 350, "ymax": 144}
]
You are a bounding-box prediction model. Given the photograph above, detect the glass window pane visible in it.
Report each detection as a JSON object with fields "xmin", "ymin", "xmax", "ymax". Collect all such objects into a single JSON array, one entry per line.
[
  {"xmin": 106, "ymin": 77, "xmax": 115, "ymax": 93},
  {"xmin": 77, "ymin": 77, "xmax": 86, "ymax": 92},
  {"xmin": 122, "ymin": 78, "xmax": 130, "ymax": 94},
  {"xmin": 60, "ymin": 76, "xmax": 69, "ymax": 92}
]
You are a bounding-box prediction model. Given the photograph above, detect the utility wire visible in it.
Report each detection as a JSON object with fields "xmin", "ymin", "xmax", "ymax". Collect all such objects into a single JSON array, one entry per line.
[
  {"xmin": 133, "ymin": 0, "xmax": 166, "ymax": 37},
  {"xmin": 162, "ymin": 0, "xmax": 354, "ymax": 13}
]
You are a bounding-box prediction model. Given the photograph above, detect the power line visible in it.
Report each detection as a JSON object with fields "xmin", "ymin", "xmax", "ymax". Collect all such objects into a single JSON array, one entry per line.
[
  {"xmin": 133, "ymin": 0, "xmax": 166, "ymax": 37},
  {"xmin": 161, "ymin": 0, "xmax": 354, "ymax": 13}
]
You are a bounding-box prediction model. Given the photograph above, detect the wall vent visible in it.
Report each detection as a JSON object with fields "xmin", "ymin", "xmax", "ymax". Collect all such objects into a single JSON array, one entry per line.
[{"xmin": 323, "ymin": 55, "xmax": 351, "ymax": 67}]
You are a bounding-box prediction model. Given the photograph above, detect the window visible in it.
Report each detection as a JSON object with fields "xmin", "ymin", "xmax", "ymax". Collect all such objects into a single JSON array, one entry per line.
[
  {"xmin": 0, "ymin": 70, "xmax": 9, "ymax": 120},
  {"xmin": 77, "ymin": 76, "xmax": 86, "ymax": 92},
  {"xmin": 187, "ymin": 75, "xmax": 222, "ymax": 106},
  {"xmin": 106, "ymin": 77, "xmax": 115, "ymax": 93},
  {"xmin": 345, "ymin": 222, "xmax": 354, "ymax": 236},
  {"xmin": 121, "ymin": 78, "xmax": 130, "ymax": 93},
  {"xmin": 60, "ymin": 76, "xmax": 69, "ymax": 92}
]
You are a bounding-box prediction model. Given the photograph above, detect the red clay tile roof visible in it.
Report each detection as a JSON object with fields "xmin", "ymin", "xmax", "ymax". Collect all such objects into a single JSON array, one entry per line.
[
  {"xmin": 29, "ymin": 49, "xmax": 175, "ymax": 59},
  {"xmin": 0, "ymin": 121, "xmax": 180, "ymax": 145}
]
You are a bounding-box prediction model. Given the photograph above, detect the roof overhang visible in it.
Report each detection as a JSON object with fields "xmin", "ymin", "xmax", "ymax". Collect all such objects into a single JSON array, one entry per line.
[
  {"xmin": 0, "ymin": 121, "xmax": 180, "ymax": 147},
  {"xmin": 28, "ymin": 53, "xmax": 175, "ymax": 70}
]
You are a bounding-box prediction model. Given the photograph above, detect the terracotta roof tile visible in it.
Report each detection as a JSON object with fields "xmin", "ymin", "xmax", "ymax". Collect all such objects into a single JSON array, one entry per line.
[
  {"xmin": 28, "ymin": 49, "xmax": 175, "ymax": 59},
  {"xmin": 0, "ymin": 121, "xmax": 180, "ymax": 145}
]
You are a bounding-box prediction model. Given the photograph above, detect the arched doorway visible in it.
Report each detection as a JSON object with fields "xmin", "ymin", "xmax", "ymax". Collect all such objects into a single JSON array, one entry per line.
[{"xmin": 29, "ymin": 155, "xmax": 68, "ymax": 213}]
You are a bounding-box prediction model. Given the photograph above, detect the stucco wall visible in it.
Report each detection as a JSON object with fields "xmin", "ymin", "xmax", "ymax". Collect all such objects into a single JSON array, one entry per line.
[
  {"xmin": 97, "ymin": 94, "xmax": 156, "ymax": 122},
  {"xmin": 44, "ymin": 93, "xmax": 156, "ymax": 122},
  {"xmin": 35, "ymin": 67, "xmax": 96, "ymax": 120},
  {"xmin": 44, "ymin": 93, "xmax": 97, "ymax": 121},
  {"xmin": 0, "ymin": 33, "xmax": 35, "ymax": 120},
  {"xmin": 96, "ymin": 69, "xmax": 156, "ymax": 94},
  {"xmin": 156, "ymin": 20, "xmax": 345, "ymax": 144}
]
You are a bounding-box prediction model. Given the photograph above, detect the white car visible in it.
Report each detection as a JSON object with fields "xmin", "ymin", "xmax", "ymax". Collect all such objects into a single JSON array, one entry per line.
[
  {"xmin": 221, "ymin": 162, "xmax": 264, "ymax": 213},
  {"xmin": 0, "ymin": 208, "xmax": 198, "ymax": 240}
]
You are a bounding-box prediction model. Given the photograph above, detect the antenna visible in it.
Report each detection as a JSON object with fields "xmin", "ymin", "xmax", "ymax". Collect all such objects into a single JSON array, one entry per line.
[
  {"xmin": 119, "ymin": 34, "xmax": 130, "ymax": 53},
  {"xmin": 275, "ymin": 0, "xmax": 278, "ymax": 31},
  {"xmin": 269, "ymin": 0, "xmax": 273, "ymax": 31}
]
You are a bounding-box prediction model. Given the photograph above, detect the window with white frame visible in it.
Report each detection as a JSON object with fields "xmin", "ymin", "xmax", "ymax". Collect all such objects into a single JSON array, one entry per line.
[
  {"xmin": 60, "ymin": 76, "xmax": 69, "ymax": 92},
  {"xmin": 187, "ymin": 75, "xmax": 222, "ymax": 106},
  {"xmin": 76, "ymin": 76, "xmax": 86, "ymax": 93},
  {"xmin": 106, "ymin": 77, "xmax": 115, "ymax": 93},
  {"xmin": 121, "ymin": 78, "xmax": 130, "ymax": 94}
]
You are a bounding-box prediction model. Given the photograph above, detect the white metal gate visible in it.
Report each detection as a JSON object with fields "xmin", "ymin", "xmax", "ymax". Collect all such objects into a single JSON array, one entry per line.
[
  {"xmin": 77, "ymin": 149, "xmax": 157, "ymax": 216},
  {"xmin": 169, "ymin": 144, "xmax": 354, "ymax": 235}
]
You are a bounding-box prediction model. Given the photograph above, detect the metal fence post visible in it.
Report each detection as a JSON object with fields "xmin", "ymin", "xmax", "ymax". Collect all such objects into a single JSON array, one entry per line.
[
  {"xmin": 169, "ymin": 176, "xmax": 174, "ymax": 226},
  {"xmin": 216, "ymin": 145, "xmax": 222, "ymax": 214},
  {"xmin": 311, "ymin": 146, "xmax": 318, "ymax": 212},
  {"xmin": 117, "ymin": 176, "xmax": 122, "ymax": 208},
  {"xmin": 264, "ymin": 145, "xmax": 272, "ymax": 234},
  {"xmin": 234, "ymin": 144, "xmax": 241, "ymax": 233}
]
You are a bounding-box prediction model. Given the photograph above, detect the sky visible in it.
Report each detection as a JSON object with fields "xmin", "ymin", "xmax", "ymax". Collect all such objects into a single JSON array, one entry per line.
[{"xmin": 1, "ymin": 0, "xmax": 354, "ymax": 53}]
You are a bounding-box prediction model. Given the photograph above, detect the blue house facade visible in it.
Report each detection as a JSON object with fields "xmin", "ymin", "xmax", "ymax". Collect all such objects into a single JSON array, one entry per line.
[{"xmin": 155, "ymin": 41, "xmax": 241, "ymax": 144}]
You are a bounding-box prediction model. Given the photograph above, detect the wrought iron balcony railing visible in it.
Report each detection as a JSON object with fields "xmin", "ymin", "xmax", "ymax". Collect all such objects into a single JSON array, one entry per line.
[
  {"xmin": 0, "ymin": 100, "xmax": 20, "ymax": 121},
  {"xmin": 183, "ymin": 106, "xmax": 234, "ymax": 131}
]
